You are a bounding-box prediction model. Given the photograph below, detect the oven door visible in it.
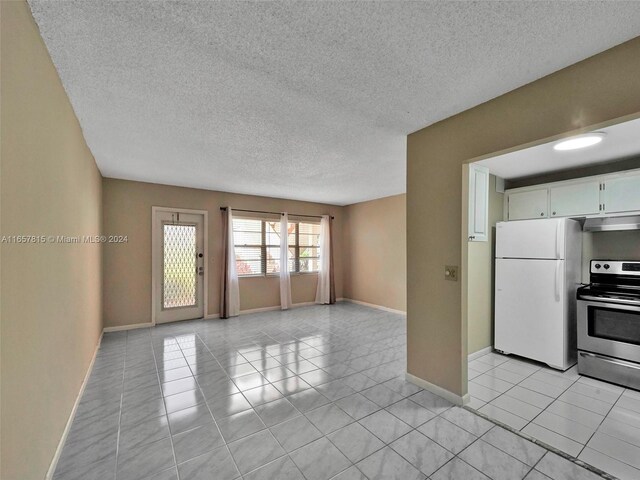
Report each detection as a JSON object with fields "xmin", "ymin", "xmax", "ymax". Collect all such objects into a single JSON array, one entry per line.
[{"xmin": 578, "ymin": 299, "xmax": 640, "ymax": 363}]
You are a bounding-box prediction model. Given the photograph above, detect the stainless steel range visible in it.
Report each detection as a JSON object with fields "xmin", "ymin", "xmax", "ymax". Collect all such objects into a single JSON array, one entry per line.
[{"xmin": 577, "ymin": 260, "xmax": 640, "ymax": 390}]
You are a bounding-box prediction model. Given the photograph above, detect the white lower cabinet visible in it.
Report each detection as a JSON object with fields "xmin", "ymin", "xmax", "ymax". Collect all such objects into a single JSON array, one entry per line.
[
  {"xmin": 550, "ymin": 181, "xmax": 601, "ymax": 217},
  {"xmin": 508, "ymin": 189, "xmax": 548, "ymax": 220}
]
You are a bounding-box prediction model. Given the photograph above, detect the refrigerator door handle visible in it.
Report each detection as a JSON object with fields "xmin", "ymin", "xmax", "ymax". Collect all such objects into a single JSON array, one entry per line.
[
  {"xmin": 555, "ymin": 260, "xmax": 561, "ymax": 302},
  {"xmin": 555, "ymin": 221, "xmax": 561, "ymax": 259}
]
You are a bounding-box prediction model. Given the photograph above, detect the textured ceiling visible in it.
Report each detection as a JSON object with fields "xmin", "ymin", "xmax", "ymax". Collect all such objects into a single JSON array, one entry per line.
[{"xmin": 29, "ymin": 1, "xmax": 640, "ymax": 205}]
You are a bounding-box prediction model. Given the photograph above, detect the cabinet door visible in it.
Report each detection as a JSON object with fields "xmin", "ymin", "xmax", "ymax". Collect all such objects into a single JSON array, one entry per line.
[
  {"xmin": 468, "ymin": 164, "xmax": 489, "ymax": 242},
  {"xmin": 550, "ymin": 181, "xmax": 600, "ymax": 217},
  {"xmin": 604, "ymin": 174, "xmax": 640, "ymax": 214},
  {"xmin": 507, "ymin": 189, "xmax": 548, "ymax": 220}
]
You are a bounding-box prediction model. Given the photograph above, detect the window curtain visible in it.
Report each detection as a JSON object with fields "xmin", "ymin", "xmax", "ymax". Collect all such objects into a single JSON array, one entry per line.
[
  {"xmin": 220, "ymin": 208, "xmax": 240, "ymax": 318},
  {"xmin": 279, "ymin": 213, "xmax": 293, "ymax": 309},
  {"xmin": 315, "ymin": 215, "xmax": 335, "ymax": 304}
]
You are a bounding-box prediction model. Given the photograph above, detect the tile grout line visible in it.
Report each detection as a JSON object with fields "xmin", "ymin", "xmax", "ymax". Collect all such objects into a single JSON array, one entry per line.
[
  {"xmin": 466, "ymin": 390, "xmax": 615, "ymax": 479},
  {"xmin": 323, "ymin": 388, "xmax": 413, "ymax": 477},
  {"xmin": 444, "ymin": 408, "xmax": 543, "ymax": 472},
  {"xmin": 68, "ymin": 308, "xmax": 624, "ymax": 480},
  {"xmin": 282, "ymin": 372, "xmax": 408, "ymax": 477},
  {"xmin": 150, "ymin": 330, "xmax": 181, "ymax": 480},
  {"xmin": 191, "ymin": 329, "xmax": 261, "ymax": 478},
  {"xmin": 58, "ymin": 307, "xmax": 405, "ymax": 480},
  {"xmin": 469, "ymin": 356, "xmax": 522, "ymax": 405},
  {"xmin": 469, "ymin": 353, "xmax": 627, "ymax": 477},
  {"xmin": 520, "ymin": 374, "xmax": 627, "ymax": 457},
  {"xmin": 474, "ymin": 357, "xmax": 544, "ymax": 413},
  {"xmin": 357, "ymin": 394, "xmax": 481, "ymax": 479},
  {"xmin": 575, "ymin": 387, "xmax": 633, "ymax": 465},
  {"xmin": 112, "ymin": 335, "xmax": 126, "ymax": 480},
  {"xmin": 513, "ymin": 368, "xmax": 580, "ymax": 437},
  {"xmin": 525, "ymin": 450, "xmax": 549, "ymax": 479},
  {"xmin": 472, "ymin": 354, "xmax": 601, "ymax": 452},
  {"xmin": 231, "ymin": 327, "xmax": 353, "ymax": 480}
]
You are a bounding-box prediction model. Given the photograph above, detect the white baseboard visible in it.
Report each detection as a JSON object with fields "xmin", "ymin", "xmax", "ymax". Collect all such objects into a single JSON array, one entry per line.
[
  {"xmin": 288, "ymin": 301, "xmax": 316, "ymax": 309},
  {"xmin": 105, "ymin": 300, "xmax": 326, "ymax": 330},
  {"xmin": 239, "ymin": 305, "xmax": 282, "ymax": 315},
  {"xmin": 341, "ymin": 298, "xmax": 406, "ymax": 316},
  {"xmin": 468, "ymin": 346, "xmax": 493, "ymax": 362},
  {"xmin": 405, "ymin": 372, "xmax": 470, "ymax": 406},
  {"xmin": 239, "ymin": 301, "xmax": 316, "ymax": 315},
  {"xmin": 46, "ymin": 332, "xmax": 103, "ymax": 480},
  {"xmin": 103, "ymin": 322, "xmax": 153, "ymax": 333},
  {"xmin": 104, "ymin": 315, "xmax": 221, "ymax": 332}
]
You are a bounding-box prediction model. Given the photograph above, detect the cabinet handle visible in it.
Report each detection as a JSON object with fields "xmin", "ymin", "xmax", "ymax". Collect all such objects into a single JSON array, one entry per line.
[
  {"xmin": 469, "ymin": 235, "xmax": 475, "ymax": 240},
  {"xmin": 540, "ymin": 212, "xmax": 544, "ymax": 216},
  {"xmin": 552, "ymin": 211, "xmax": 556, "ymax": 215}
]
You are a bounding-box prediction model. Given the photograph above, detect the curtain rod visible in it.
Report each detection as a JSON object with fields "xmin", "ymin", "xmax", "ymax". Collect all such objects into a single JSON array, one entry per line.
[{"xmin": 220, "ymin": 207, "xmax": 334, "ymax": 220}]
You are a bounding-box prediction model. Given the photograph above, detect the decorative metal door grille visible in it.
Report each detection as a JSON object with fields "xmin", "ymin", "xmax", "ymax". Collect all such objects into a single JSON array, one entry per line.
[{"xmin": 163, "ymin": 224, "xmax": 197, "ymax": 309}]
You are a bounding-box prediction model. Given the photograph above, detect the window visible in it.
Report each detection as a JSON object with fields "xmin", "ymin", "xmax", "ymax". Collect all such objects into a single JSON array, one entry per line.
[
  {"xmin": 233, "ymin": 217, "xmax": 320, "ymax": 276},
  {"xmin": 295, "ymin": 222, "xmax": 320, "ymax": 273}
]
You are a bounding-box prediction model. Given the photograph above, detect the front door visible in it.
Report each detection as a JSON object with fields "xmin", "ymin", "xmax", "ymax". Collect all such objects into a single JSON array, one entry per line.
[{"xmin": 154, "ymin": 210, "xmax": 205, "ymax": 323}]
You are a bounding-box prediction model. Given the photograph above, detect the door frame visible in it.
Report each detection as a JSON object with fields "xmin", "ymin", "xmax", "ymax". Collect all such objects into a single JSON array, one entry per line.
[{"xmin": 151, "ymin": 206, "xmax": 209, "ymax": 326}]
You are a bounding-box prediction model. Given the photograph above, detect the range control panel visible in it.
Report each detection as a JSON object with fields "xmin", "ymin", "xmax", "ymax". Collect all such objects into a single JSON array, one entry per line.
[{"xmin": 591, "ymin": 260, "xmax": 640, "ymax": 275}]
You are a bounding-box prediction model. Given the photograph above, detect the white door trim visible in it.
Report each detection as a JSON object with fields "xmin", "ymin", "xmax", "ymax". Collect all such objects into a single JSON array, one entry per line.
[{"xmin": 151, "ymin": 206, "xmax": 209, "ymax": 326}]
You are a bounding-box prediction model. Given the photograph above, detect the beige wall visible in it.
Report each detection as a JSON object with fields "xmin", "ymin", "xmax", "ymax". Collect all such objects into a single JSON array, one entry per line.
[
  {"xmin": 102, "ymin": 178, "xmax": 343, "ymax": 327},
  {"xmin": 407, "ymin": 37, "xmax": 640, "ymax": 397},
  {"xmin": 467, "ymin": 175, "xmax": 503, "ymax": 354},
  {"xmin": 343, "ymin": 194, "xmax": 406, "ymax": 312},
  {"xmin": 0, "ymin": 2, "xmax": 103, "ymax": 479}
]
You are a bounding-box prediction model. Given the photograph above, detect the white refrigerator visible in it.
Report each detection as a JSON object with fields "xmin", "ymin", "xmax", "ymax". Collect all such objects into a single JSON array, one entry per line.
[{"xmin": 494, "ymin": 218, "xmax": 582, "ymax": 370}]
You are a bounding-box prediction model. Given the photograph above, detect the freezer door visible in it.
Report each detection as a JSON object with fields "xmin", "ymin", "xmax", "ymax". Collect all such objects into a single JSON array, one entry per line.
[
  {"xmin": 495, "ymin": 258, "xmax": 566, "ymax": 368},
  {"xmin": 496, "ymin": 218, "xmax": 565, "ymax": 260}
]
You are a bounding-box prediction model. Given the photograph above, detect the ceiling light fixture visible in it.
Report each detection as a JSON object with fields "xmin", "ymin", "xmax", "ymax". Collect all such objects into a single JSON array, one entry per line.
[{"xmin": 553, "ymin": 132, "xmax": 606, "ymax": 151}]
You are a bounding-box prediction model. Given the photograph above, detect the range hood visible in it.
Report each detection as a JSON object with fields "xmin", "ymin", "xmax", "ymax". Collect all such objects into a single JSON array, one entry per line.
[{"xmin": 583, "ymin": 215, "xmax": 640, "ymax": 232}]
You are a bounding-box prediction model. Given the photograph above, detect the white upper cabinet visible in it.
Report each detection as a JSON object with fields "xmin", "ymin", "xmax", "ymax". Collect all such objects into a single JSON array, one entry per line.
[
  {"xmin": 508, "ymin": 189, "xmax": 548, "ymax": 220},
  {"xmin": 550, "ymin": 181, "xmax": 601, "ymax": 217},
  {"xmin": 603, "ymin": 173, "xmax": 640, "ymax": 214},
  {"xmin": 468, "ymin": 164, "xmax": 489, "ymax": 241},
  {"xmin": 505, "ymin": 168, "xmax": 640, "ymax": 221}
]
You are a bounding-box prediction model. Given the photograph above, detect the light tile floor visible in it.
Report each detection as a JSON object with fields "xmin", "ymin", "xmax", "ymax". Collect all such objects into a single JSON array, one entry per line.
[
  {"xmin": 55, "ymin": 304, "xmax": 603, "ymax": 480},
  {"xmin": 469, "ymin": 350, "xmax": 640, "ymax": 480}
]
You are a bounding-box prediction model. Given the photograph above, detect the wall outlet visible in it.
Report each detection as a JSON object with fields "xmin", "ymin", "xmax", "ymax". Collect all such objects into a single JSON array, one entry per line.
[{"xmin": 445, "ymin": 265, "xmax": 458, "ymax": 281}]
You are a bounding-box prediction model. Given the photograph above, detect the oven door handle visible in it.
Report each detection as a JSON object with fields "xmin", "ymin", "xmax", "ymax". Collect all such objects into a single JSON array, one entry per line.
[
  {"xmin": 579, "ymin": 295, "xmax": 640, "ymax": 306},
  {"xmin": 555, "ymin": 260, "xmax": 561, "ymax": 302}
]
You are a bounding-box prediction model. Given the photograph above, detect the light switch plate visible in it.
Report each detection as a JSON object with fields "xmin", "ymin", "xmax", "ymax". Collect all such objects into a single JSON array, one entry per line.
[{"xmin": 445, "ymin": 265, "xmax": 458, "ymax": 281}]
